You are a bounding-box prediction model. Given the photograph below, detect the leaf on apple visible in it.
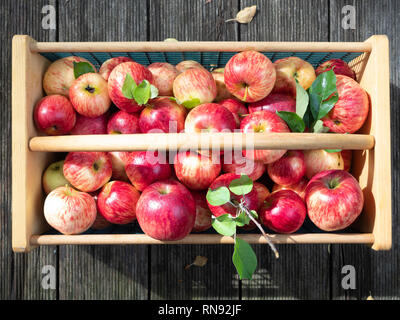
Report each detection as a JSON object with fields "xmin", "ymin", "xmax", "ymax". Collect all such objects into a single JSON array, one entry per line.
[
  {"xmin": 206, "ymin": 186, "xmax": 230, "ymax": 206},
  {"xmin": 325, "ymin": 149, "xmax": 342, "ymax": 153},
  {"xmin": 312, "ymin": 119, "xmax": 330, "ymax": 133},
  {"xmin": 122, "ymin": 74, "xmax": 137, "ymax": 99},
  {"xmin": 295, "ymin": 81, "xmax": 309, "ymax": 119},
  {"xmin": 232, "ymin": 237, "xmax": 257, "ymax": 280},
  {"xmin": 133, "ymin": 80, "xmax": 152, "ymax": 105},
  {"xmin": 250, "ymin": 210, "xmax": 258, "ymax": 219},
  {"xmin": 211, "ymin": 214, "xmax": 236, "ymax": 236},
  {"xmin": 73, "ymin": 61, "xmax": 95, "ymax": 79},
  {"xmin": 234, "ymin": 210, "xmax": 251, "ymax": 227},
  {"xmin": 181, "ymin": 98, "xmax": 201, "ymax": 109},
  {"xmin": 276, "ymin": 111, "xmax": 305, "ymax": 133},
  {"xmin": 150, "ymin": 84, "xmax": 159, "ymax": 99},
  {"xmin": 229, "ymin": 174, "xmax": 253, "ymax": 196}
]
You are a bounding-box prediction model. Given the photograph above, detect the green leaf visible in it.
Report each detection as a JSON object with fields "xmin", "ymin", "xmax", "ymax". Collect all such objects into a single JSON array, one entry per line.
[
  {"xmin": 303, "ymin": 107, "xmax": 312, "ymax": 129},
  {"xmin": 250, "ymin": 210, "xmax": 258, "ymax": 219},
  {"xmin": 235, "ymin": 211, "xmax": 250, "ymax": 227},
  {"xmin": 325, "ymin": 149, "xmax": 342, "ymax": 153},
  {"xmin": 317, "ymin": 92, "xmax": 339, "ymax": 120},
  {"xmin": 73, "ymin": 61, "xmax": 95, "ymax": 79},
  {"xmin": 229, "ymin": 174, "xmax": 253, "ymax": 196},
  {"xmin": 309, "ymin": 70, "xmax": 337, "ymax": 100},
  {"xmin": 122, "ymin": 74, "xmax": 137, "ymax": 99},
  {"xmin": 206, "ymin": 187, "xmax": 230, "ymax": 206},
  {"xmin": 212, "ymin": 214, "xmax": 236, "ymax": 236},
  {"xmin": 150, "ymin": 84, "xmax": 159, "ymax": 99},
  {"xmin": 133, "ymin": 80, "xmax": 151, "ymax": 105},
  {"xmin": 232, "ymin": 238, "xmax": 257, "ymax": 280},
  {"xmin": 312, "ymin": 119, "xmax": 330, "ymax": 133},
  {"xmin": 309, "ymin": 92, "xmax": 322, "ymax": 121},
  {"xmin": 295, "ymin": 81, "xmax": 309, "ymax": 119},
  {"xmin": 276, "ymin": 111, "xmax": 305, "ymax": 133},
  {"xmin": 181, "ymin": 98, "xmax": 201, "ymax": 109}
]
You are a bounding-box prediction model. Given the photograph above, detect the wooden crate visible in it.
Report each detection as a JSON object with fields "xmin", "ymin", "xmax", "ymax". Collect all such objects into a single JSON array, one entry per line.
[{"xmin": 12, "ymin": 35, "xmax": 391, "ymax": 252}]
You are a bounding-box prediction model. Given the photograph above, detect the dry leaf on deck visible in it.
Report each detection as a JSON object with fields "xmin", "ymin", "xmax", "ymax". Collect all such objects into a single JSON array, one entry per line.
[
  {"xmin": 225, "ymin": 5, "xmax": 257, "ymax": 24},
  {"xmin": 184, "ymin": 256, "xmax": 208, "ymax": 270}
]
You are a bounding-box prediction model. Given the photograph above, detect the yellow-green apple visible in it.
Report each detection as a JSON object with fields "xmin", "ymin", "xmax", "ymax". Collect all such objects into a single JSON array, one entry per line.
[
  {"xmin": 175, "ymin": 60, "xmax": 205, "ymax": 73},
  {"xmin": 224, "ymin": 50, "xmax": 276, "ymax": 102},
  {"xmin": 139, "ymin": 97, "xmax": 187, "ymax": 133},
  {"xmin": 97, "ymin": 180, "xmax": 140, "ymax": 224},
  {"xmin": 90, "ymin": 191, "xmax": 112, "ymax": 230},
  {"xmin": 259, "ymin": 189, "xmax": 306, "ymax": 233},
  {"xmin": 42, "ymin": 160, "xmax": 70, "ymax": 194},
  {"xmin": 34, "ymin": 95, "xmax": 76, "ymax": 135},
  {"xmin": 316, "ymin": 59, "xmax": 356, "ymax": 80},
  {"xmin": 267, "ymin": 150, "xmax": 306, "ymax": 186},
  {"xmin": 63, "ymin": 152, "xmax": 112, "ymax": 192},
  {"xmin": 222, "ymin": 152, "xmax": 266, "ymax": 181},
  {"xmin": 303, "ymin": 149, "xmax": 344, "ymax": 179},
  {"xmin": 341, "ymin": 150, "xmax": 352, "ymax": 172},
  {"xmin": 191, "ymin": 191, "xmax": 212, "ymax": 232},
  {"xmin": 173, "ymin": 68, "xmax": 217, "ymax": 108},
  {"xmin": 148, "ymin": 62, "xmax": 179, "ymax": 96},
  {"xmin": 43, "ymin": 56, "xmax": 96, "ymax": 97},
  {"xmin": 272, "ymin": 177, "xmax": 308, "ymax": 200},
  {"xmin": 219, "ymin": 98, "xmax": 248, "ymax": 128},
  {"xmin": 69, "ymin": 73, "xmax": 111, "ymax": 117},
  {"xmin": 206, "ymin": 173, "xmax": 259, "ymax": 217},
  {"xmin": 240, "ymin": 110, "xmax": 290, "ymax": 163},
  {"xmin": 108, "ymin": 151, "xmax": 131, "ymax": 181},
  {"xmin": 136, "ymin": 179, "xmax": 196, "ymax": 240},
  {"xmin": 108, "ymin": 61, "xmax": 154, "ymax": 113},
  {"xmin": 253, "ymin": 182, "xmax": 270, "ymax": 209},
  {"xmin": 322, "ymin": 75, "xmax": 369, "ymax": 133},
  {"xmin": 70, "ymin": 113, "xmax": 108, "ymax": 135},
  {"xmin": 107, "ymin": 110, "xmax": 140, "ymax": 134},
  {"xmin": 174, "ymin": 151, "xmax": 221, "ymax": 190},
  {"xmin": 248, "ymin": 93, "xmax": 296, "ymax": 114},
  {"xmin": 125, "ymin": 151, "xmax": 172, "ymax": 191},
  {"xmin": 99, "ymin": 56, "xmax": 134, "ymax": 81},
  {"xmin": 305, "ymin": 169, "xmax": 364, "ymax": 231},
  {"xmin": 212, "ymin": 68, "xmax": 235, "ymax": 102},
  {"xmin": 44, "ymin": 186, "xmax": 96, "ymax": 234},
  {"xmin": 272, "ymin": 57, "xmax": 316, "ymax": 97}
]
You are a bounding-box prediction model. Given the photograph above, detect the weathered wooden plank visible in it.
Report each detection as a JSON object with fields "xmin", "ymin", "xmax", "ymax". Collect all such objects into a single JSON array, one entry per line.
[
  {"xmin": 57, "ymin": 0, "xmax": 149, "ymax": 300},
  {"xmin": 330, "ymin": 0, "xmax": 400, "ymax": 300},
  {"xmin": 240, "ymin": 0, "xmax": 331, "ymax": 300},
  {"xmin": 1, "ymin": 0, "xmax": 58, "ymax": 300},
  {"xmin": 148, "ymin": 0, "xmax": 240, "ymax": 300}
]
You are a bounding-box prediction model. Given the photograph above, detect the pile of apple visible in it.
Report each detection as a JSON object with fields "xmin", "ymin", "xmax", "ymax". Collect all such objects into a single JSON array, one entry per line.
[{"xmin": 37, "ymin": 51, "xmax": 368, "ymax": 244}]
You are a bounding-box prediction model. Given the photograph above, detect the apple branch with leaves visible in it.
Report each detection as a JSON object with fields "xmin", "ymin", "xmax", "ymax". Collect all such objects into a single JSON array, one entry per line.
[
  {"xmin": 206, "ymin": 174, "xmax": 278, "ymax": 280},
  {"xmin": 122, "ymin": 74, "xmax": 159, "ymax": 106}
]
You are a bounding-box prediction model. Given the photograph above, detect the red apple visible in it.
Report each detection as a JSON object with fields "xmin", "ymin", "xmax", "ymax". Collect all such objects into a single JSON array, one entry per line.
[
  {"xmin": 108, "ymin": 151, "xmax": 131, "ymax": 181},
  {"xmin": 125, "ymin": 151, "xmax": 172, "ymax": 191},
  {"xmin": 99, "ymin": 56, "xmax": 134, "ymax": 81},
  {"xmin": 70, "ymin": 113, "xmax": 108, "ymax": 135},
  {"xmin": 69, "ymin": 73, "xmax": 111, "ymax": 117},
  {"xmin": 224, "ymin": 50, "xmax": 276, "ymax": 102},
  {"xmin": 108, "ymin": 61, "xmax": 154, "ymax": 113},
  {"xmin": 222, "ymin": 152, "xmax": 266, "ymax": 181},
  {"xmin": 259, "ymin": 189, "xmax": 306, "ymax": 233},
  {"xmin": 207, "ymin": 173, "xmax": 259, "ymax": 217},
  {"xmin": 63, "ymin": 151, "xmax": 112, "ymax": 192},
  {"xmin": 240, "ymin": 110, "xmax": 290, "ymax": 163},
  {"xmin": 341, "ymin": 150, "xmax": 353, "ymax": 172},
  {"xmin": 34, "ymin": 95, "xmax": 76, "ymax": 135},
  {"xmin": 139, "ymin": 97, "xmax": 187, "ymax": 133},
  {"xmin": 305, "ymin": 169, "xmax": 364, "ymax": 231},
  {"xmin": 43, "ymin": 56, "xmax": 96, "ymax": 97},
  {"xmin": 316, "ymin": 59, "xmax": 356, "ymax": 80},
  {"xmin": 303, "ymin": 149, "xmax": 344, "ymax": 179},
  {"xmin": 44, "ymin": 185, "xmax": 96, "ymax": 234},
  {"xmin": 248, "ymin": 93, "xmax": 296, "ymax": 114},
  {"xmin": 148, "ymin": 62, "xmax": 179, "ymax": 96},
  {"xmin": 42, "ymin": 160, "xmax": 70, "ymax": 194},
  {"xmin": 174, "ymin": 151, "xmax": 221, "ymax": 190},
  {"xmin": 253, "ymin": 182, "xmax": 270, "ymax": 209},
  {"xmin": 219, "ymin": 98, "xmax": 248, "ymax": 128},
  {"xmin": 136, "ymin": 179, "xmax": 196, "ymax": 240},
  {"xmin": 90, "ymin": 191, "xmax": 112, "ymax": 230},
  {"xmin": 267, "ymin": 150, "xmax": 306, "ymax": 186},
  {"xmin": 322, "ymin": 75, "xmax": 369, "ymax": 133},
  {"xmin": 212, "ymin": 68, "xmax": 235, "ymax": 102},
  {"xmin": 175, "ymin": 60, "xmax": 205, "ymax": 73},
  {"xmin": 191, "ymin": 191, "xmax": 213, "ymax": 232},
  {"xmin": 272, "ymin": 57, "xmax": 316, "ymax": 97},
  {"xmin": 97, "ymin": 181, "xmax": 140, "ymax": 224},
  {"xmin": 107, "ymin": 110, "xmax": 140, "ymax": 134},
  {"xmin": 184, "ymin": 103, "xmax": 236, "ymax": 133},
  {"xmin": 272, "ymin": 177, "xmax": 308, "ymax": 200},
  {"xmin": 173, "ymin": 68, "xmax": 217, "ymax": 108}
]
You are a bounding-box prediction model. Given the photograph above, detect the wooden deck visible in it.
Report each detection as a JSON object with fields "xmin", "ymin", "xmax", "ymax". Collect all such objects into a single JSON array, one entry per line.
[{"xmin": 1, "ymin": 0, "xmax": 399, "ymax": 299}]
